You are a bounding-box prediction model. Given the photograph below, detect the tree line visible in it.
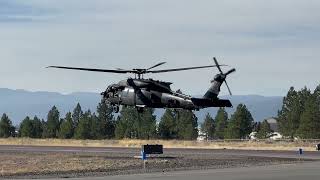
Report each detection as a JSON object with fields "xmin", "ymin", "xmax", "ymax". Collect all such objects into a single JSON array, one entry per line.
[
  {"xmin": 199, "ymin": 83, "xmax": 320, "ymax": 140},
  {"xmin": 0, "ymin": 100, "xmax": 115, "ymax": 140},
  {"xmin": 199, "ymin": 84, "xmax": 320, "ymax": 140},
  {"xmin": 199, "ymin": 104, "xmax": 256, "ymax": 140},
  {"xmin": 0, "ymin": 101, "xmax": 258, "ymax": 140},
  {"xmin": 2, "ymin": 84, "xmax": 320, "ymax": 140}
]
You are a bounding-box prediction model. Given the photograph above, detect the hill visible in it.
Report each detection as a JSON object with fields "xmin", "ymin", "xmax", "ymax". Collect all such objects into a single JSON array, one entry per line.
[
  {"xmin": 0, "ymin": 88, "xmax": 100, "ymax": 125},
  {"xmin": 194, "ymin": 95, "xmax": 283, "ymax": 122},
  {"xmin": 0, "ymin": 88, "xmax": 283, "ymax": 125}
]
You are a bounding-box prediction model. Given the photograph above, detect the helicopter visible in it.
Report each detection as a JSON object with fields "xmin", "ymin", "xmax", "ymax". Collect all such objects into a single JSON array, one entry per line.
[{"xmin": 47, "ymin": 57, "xmax": 236, "ymax": 113}]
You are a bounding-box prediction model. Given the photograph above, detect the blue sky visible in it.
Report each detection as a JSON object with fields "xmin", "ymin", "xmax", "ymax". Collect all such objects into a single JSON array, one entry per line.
[{"xmin": 0, "ymin": 0, "xmax": 319, "ymax": 96}]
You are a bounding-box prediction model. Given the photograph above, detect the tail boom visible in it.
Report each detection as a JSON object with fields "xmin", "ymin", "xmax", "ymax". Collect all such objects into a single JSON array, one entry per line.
[{"xmin": 191, "ymin": 98, "xmax": 233, "ymax": 108}]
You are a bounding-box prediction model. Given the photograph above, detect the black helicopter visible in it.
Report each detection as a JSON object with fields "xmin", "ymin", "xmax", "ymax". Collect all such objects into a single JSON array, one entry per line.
[{"xmin": 48, "ymin": 57, "xmax": 236, "ymax": 113}]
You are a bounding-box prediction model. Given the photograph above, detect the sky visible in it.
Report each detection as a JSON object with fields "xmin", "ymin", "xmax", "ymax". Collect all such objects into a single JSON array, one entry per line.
[{"xmin": 0, "ymin": 0, "xmax": 319, "ymax": 96}]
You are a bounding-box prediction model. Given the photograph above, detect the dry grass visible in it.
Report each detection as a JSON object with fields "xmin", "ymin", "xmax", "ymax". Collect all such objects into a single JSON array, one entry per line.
[
  {"xmin": 0, "ymin": 152, "xmax": 140, "ymax": 177},
  {"xmin": 0, "ymin": 138, "xmax": 318, "ymax": 151}
]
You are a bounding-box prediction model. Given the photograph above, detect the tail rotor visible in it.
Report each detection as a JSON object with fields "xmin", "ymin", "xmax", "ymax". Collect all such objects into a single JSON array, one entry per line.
[{"xmin": 213, "ymin": 57, "xmax": 236, "ymax": 96}]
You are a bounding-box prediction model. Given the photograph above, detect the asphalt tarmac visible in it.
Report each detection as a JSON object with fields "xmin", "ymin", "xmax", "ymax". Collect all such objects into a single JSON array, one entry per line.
[{"xmin": 48, "ymin": 161, "xmax": 320, "ymax": 180}]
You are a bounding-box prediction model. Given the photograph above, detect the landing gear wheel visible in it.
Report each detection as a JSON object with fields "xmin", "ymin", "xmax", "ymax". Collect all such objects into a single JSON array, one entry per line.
[
  {"xmin": 113, "ymin": 106, "xmax": 120, "ymax": 113},
  {"xmin": 137, "ymin": 107, "xmax": 144, "ymax": 113},
  {"xmin": 193, "ymin": 114, "xmax": 197, "ymax": 119}
]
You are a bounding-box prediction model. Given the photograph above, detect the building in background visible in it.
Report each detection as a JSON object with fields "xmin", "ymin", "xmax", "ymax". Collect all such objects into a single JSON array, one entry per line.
[
  {"xmin": 266, "ymin": 118, "xmax": 283, "ymax": 140},
  {"xmin": 250, "ymin": 118, "xmax": 283, "ymax": 140}
]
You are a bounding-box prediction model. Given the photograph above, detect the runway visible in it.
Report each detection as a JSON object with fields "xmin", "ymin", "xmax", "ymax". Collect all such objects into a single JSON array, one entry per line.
[{"xmin": 47, "ymin": 161, "xmax": 320, "ymax": 180}]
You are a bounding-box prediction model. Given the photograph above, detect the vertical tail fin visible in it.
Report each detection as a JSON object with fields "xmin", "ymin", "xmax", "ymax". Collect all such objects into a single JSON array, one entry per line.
[{"xmin": 203, "ymin": 74, "xmax": 225, "ymax": 100}]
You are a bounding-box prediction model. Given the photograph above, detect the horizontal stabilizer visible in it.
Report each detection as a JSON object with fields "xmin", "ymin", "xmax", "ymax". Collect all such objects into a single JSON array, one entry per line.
[{"xmin": 191, "ymin": 98, "xmax": 233, "ymax": 108}]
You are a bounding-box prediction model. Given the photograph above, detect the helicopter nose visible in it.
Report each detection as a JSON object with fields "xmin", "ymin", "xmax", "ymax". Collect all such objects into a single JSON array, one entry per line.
[{"xmin": 101, "ymin": 91, "xmax": 107, "ymax": 97}]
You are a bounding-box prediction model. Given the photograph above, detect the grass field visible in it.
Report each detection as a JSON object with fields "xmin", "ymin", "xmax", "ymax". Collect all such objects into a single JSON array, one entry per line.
[{"xmin": 0, "ymin": 138, "xmax": 318, "ymax": 151}]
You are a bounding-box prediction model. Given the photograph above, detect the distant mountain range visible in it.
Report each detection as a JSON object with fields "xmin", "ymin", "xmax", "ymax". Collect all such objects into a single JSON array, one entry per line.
[{"xmin": 0, "ymin": 88, "xmax": 283, "ymax": 125}]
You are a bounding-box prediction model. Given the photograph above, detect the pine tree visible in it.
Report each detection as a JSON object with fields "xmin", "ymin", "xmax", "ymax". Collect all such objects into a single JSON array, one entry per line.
[
  {"xmin": 253, "ymin": 122, "xmax": 261, "ymax": 132},
  {"xmin": 137, "ymin": 108, "xmax": 157, "ymax": 139},
  {"xmin": 41, "ymin": 119, "xmax": 48, "ymax": 138},
  {"xmin": 299, "ymin": 87, "xmax": 312, "ymax": 109},
  {"xmin": 256, "ymin": 120, "xmax": 272, "ymax": 139},
  {"xmin": 296, "ymin": 94, "xmax": 320, "ymax": 139},
  {"xmin": 158, "ymin": 109, "xmax": 177, "ymax": 139},
  {"xmin": 314, "ymin": 85, "xmax": 320, "ymax": 103},
  {"xmin": 58, "ymin": 112, "xmax": 74, "ymax": 139},
  {"xmin": 32, "ymin": 116, "xmax": 43, "ymax": 138},
  {"xmin": 214, "ymin": 108, "xmax": 228, "ymax": 139},
  {"xmin": 115, "ymin": 106, "xmax": 156, "ymax": 139},
  {"xmin": 19, "ymin": 116, "xmax": 43, "ymax": 138},
  {"xmin": 224, "ymin": 104, "xmax": 254, "ymax": 139},
  {"xmin": 132, "ymin": 110, "xmax": 143, "ymax": 139},
  {"xmin": 224, "ymin": 118, "xmax": 240, "ymax": 139},
  {"xmin": 19, "ymin": 116, "xmax": 33, "ymax": 137},
  {"xmin": 0, "ymin": 113, "xmax": 15, "ymax": 138},
  {"xmin": 90, "ymin": 113, "xmax": 100, "ymax": 139},
  {"xmin": 74, "ymin": 110, "xmax": 92, "ymax": 139},
  {"xmin": 176, "ymin": 110, "xmax": 198, "ymax": 140},
  {"xmin": 97, "ymin": 100, "xmax": 115, "ymax": 139},
  {"xmin": 278, "ymin": 87, "xmax": 309, "ymax": 138},
  {"xmin": 72, "ymin": 103, "xmax": 83, "ymax": 129},
  {"xmin": 115, "ymin": 106, "xmax": 137, "ymax": 139},
  {"xmin": 201, "ymin": 113, "xmax": 215, "ymax": 140},
  {"xmin": 115, "ymin": 116, "xmax": 128, "ymax": 139},
  {"xmin": 44, "ymin": 106, "xmax": 60, "ymax": 138}
]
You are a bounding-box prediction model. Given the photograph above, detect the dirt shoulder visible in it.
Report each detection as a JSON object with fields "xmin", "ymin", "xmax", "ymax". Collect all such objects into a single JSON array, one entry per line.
[{"xmin": 0, "ymin": 148, "xmax": 311, "ymax": 179}]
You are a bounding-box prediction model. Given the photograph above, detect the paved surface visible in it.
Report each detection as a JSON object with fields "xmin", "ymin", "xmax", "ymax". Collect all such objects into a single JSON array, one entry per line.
[
  {"xmin": 0, "ymin": 145, "xmax": 319, "ymax": 160},
  {"xmin": 17, "ymin": 161, "xmax": 320, "ymax": 180}
]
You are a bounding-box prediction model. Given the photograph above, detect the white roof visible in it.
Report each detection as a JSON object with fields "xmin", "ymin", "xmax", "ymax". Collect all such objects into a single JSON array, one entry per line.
[{"xmin": 266, "ymin": 118, "xmax": 277, "ymax": 124}]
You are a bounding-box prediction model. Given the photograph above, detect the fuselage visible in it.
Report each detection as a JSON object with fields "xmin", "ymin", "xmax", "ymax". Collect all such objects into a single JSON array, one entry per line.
[{"xmin": 104, "ymin": 78, "xmax": 196, "ymax": 110}]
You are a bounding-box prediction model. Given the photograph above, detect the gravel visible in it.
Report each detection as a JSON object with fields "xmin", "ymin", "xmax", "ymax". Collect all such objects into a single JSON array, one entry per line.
[{"xmin": 0, "ymin": 148, "xmax": 313, "ymax": 179}]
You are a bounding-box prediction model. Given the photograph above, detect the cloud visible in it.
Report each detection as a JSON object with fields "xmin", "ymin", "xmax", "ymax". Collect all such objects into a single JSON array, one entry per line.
[
  {"xmin": 0, "ymin": 0, "xmax": 319, "ymax": 96},
  {"xmin": 0, "ymin": 1, "xmax": 55, "ymax": 22}
]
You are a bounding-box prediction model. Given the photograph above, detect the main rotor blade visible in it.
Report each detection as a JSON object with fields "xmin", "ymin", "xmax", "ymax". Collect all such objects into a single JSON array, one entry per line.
[
  {"xmin": 148, "ymin": 64, "xmax": 228, "ymax": 73},
  {"xmin": 47, "ymin": 66, "xmax": 133, "ymax": 74},
  {"xmin": 213, "ymin": 57, "xmax": 223, "ymax": 74},
  {"xmin": 147, "ymin": 62, "xmax": 166, "ymax": 70},
  {"xmin": 225, "ymin": 68, "xmax": 236, "ymax": 76},
  {"xmin": 224, "ymin": 80, "xmax": 232, "ymax": 96}
]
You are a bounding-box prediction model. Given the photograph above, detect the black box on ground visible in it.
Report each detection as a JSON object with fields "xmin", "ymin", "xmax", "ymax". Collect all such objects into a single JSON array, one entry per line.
[
  {"xmin": 142, "ymin": 144, "xmax": 163, "ymax": 155},
  {"xmin": 316, "ymin": 144, "xmax": 320, "ymax": 151}
]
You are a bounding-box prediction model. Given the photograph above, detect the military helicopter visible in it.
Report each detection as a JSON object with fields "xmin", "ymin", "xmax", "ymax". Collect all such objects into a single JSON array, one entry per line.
[{"xmin": 48, "ymin": 57, "xmax": 236, "ymax": 113}]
